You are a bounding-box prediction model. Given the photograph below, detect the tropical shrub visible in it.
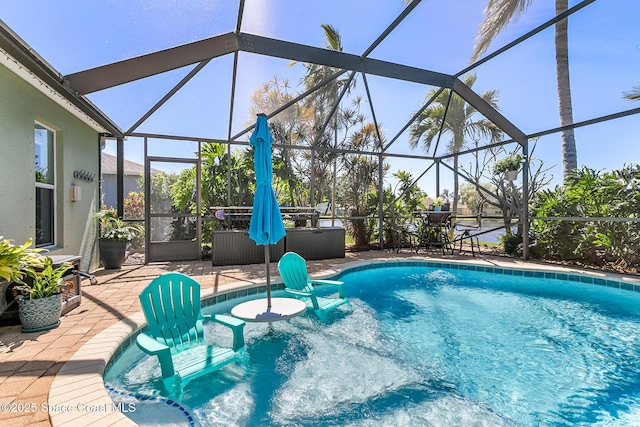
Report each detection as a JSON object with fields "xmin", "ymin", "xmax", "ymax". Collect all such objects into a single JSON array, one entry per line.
[
  {"xmin": 530, "ymin": 165, "xmax": 640, "ymax": 268},
  {"xmin": 379, "ymin": 171, "xmax": 427, "ymax": 248},
  {"xmin": 95, "ymin": 210, "xmax": 143, "ymax": 243},
  {"xmin": 0, "ymin": 237, "xmax": 44, "ymax": 284},
  {"xmin": 338, "ymin": 123, "xmax": 387, "ymax": 247},
  {"xmin": 124, "ymin": 191, "xmax": 144, "ymax": 219},
  {"xmin": 13, "ymin": 257, "xmax": 72, "ymax": 300}
]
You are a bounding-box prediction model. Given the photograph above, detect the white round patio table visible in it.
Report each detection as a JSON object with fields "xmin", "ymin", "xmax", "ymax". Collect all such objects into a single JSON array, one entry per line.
[{"xmin": 231, "ymin": 297, "xmax": 306, "ymax": 322}]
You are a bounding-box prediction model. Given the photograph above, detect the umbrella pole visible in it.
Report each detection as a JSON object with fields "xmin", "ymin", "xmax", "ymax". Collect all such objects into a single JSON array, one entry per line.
[{"xmin": 265, "ymin": 245, "xmax": 272, "ymax": 308}]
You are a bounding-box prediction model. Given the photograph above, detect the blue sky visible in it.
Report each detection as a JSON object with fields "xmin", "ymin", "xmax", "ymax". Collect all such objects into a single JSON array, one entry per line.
[{"xmin": 2, "ymin": 0, "xmax": 639, "ymax": 197}]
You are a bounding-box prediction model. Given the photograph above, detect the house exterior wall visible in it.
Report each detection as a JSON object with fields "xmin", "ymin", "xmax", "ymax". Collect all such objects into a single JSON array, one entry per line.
[
  {"xmin": 0, "ymin": 63, "xmax": 101, "ymax": 272},
  {"xmin": 101, "ymin": 173, "xmax": 141, "ymax": 211}
]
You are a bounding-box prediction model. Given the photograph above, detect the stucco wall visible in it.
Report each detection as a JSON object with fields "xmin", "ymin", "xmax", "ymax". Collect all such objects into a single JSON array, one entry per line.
[
  {"xmin": 102, "ymin": 174, "xmax": 141, "ymax": 211},
  {"xmin": 0, "ymin": 63, "xmax": 101, "ymax": 272}
]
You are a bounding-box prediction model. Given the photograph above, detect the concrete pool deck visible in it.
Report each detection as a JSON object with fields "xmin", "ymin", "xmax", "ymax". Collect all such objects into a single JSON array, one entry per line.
[{"xmin": 1, "ymin": 250, "xmax": 639, "ymax": 426}]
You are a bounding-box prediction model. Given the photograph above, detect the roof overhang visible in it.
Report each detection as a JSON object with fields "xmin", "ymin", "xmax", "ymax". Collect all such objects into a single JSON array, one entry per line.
[{"xmin": 0, "ymin": 20, "xmax": 123, "ymax": 137}]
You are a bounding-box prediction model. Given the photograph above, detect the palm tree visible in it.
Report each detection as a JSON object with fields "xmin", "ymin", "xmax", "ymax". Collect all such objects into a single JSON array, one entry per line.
[
  {"xmin": 623, "ymin": 85, "xmax": 640, "ymax": 101},
  {"xmin": 297, "ymin": 24, "xmax": 357, "ymax": 205},
  {"xmin": 249, "ymin": 77, "xmax": 307, "ymax": 205},
  {"xmin": 471, "ymin": 0, "xmax": 577, "ymax": 180},
  {"xmin": 409, "ymin": 73, "xmax": 503, "ymax": 215},
  {"xmin": 339, "ymin": 122, "xmax": 388, "ymax": 246}
]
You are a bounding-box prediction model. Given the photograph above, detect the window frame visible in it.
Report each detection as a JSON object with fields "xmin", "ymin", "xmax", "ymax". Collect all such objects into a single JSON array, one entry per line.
[{"xmin": 34, "ymin": 121, "xmax": 57, "ymax": 248}]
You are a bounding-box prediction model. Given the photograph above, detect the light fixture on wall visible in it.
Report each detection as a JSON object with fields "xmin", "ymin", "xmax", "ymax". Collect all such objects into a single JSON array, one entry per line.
[{"xmin": 70, "ymin": 185, "xmax": 81, "ymax": 202}]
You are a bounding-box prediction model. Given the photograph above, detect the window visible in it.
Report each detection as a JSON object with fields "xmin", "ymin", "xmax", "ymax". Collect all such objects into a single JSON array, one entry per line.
[{"xmin": 35, "ymin": 122, "xmax": 55, "ymax": 247}]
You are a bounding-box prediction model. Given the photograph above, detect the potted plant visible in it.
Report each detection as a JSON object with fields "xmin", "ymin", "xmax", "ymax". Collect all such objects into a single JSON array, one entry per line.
[
  {"xmin": 13, "ymin": 256, "xmax": 72, "ymax": 332},
  {"xmin": 440, "ymin": 198, "xmax": 451, "ymax": 212},
  {"xmin": 0, "ymin": 237, "xmax": 44, "ymax": 313},
  {"xmin": 493, "ymin": 154, "xmax": 523, "ymax": 181},
  {"xmin": 95, "ymin": 210, "xmax": 143, "ymax": 269},
  {"xmin": 499, "ymin": 233, "xmax": 522, "ymax": 255},
  {"xmin": 432, "ymin": 197, "xmax": 444, "ymax": 212}
]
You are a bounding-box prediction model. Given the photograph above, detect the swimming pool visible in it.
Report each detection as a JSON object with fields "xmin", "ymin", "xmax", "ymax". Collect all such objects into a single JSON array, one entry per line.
[{"xmin": 105, "ymin": 262, "xmax": 640, "ymax": 426}]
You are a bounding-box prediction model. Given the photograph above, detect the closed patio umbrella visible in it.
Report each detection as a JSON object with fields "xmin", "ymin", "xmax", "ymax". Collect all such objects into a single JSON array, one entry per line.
[{"xmin": 248, "ymin": 113, "xmax": 286, "ymax": 308}]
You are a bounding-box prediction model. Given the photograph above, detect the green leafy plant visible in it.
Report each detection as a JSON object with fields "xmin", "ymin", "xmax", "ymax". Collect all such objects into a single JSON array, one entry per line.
[
  {"xmin": 13, "ymin": 257, "xmax": 72, "ymax": 300},
  {"xmin": 530, "ymin": 165, "xmax": 640, "ymax": 267},
  {"xmin": 95, "ymin": 210, "xmax": 143, "ymax": 242},
  {"xmin": 492, "ymin": 154, "xmax": 523, "ymax": 175},
  {"xmin": 498, "ymin": 233, "xmax": 522, "ymax": 255},
  {"xmin": 432, "ymin": 197, "xmax": 444, "ymax": 207},
  {"xmin": 123, "ymin": 191, "xmax": 145, "ymax": 219},
  {"xmin": 0, "ymin": 237, "xmax": 44, "ymax": 284}
]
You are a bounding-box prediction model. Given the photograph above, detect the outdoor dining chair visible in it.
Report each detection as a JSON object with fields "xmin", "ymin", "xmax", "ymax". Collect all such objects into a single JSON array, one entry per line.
[{"xmin": 415, "ymin": 212, "xmax": 453, "ymax": 255}]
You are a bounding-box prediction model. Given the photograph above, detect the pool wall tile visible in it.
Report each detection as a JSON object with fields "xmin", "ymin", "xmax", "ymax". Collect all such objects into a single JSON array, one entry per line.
[
  {"xmin": 325, "ymin": 259, "xmax": 637, "ymax": 297},
  {"xmin": 606, "ymin": 280, "xmax": 620, "ymax": 288}
]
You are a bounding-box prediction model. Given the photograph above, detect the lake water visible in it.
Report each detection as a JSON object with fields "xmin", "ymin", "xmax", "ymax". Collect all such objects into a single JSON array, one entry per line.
[{"xmin": 453, "ymin": 221, "xmax": 511, "ymax": 244}]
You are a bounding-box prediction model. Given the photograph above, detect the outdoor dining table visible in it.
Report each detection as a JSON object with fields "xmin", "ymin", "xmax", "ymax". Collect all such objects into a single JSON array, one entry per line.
[{"xmin": 414, "ymin": 210, "xmax": 454, "ymax": 254}]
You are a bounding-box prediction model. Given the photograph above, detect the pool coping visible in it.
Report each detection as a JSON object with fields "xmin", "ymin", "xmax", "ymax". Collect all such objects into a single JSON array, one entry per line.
[{"xmin": 48, "ymin": 257, "xmax": 640, "ymax": 426}]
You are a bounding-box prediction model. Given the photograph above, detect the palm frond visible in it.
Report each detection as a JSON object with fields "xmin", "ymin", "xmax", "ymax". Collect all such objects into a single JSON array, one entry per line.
[
  {"xmin": 321, "ymin": 24, "xmax": 343, "ymax": 52},
  {"xmin": 471, "ymin": 0, "xmax": 532, "ymax": 62},
  {"xmin": 623, "ymin": 85, "xmax": 640, "ymax": 101}
]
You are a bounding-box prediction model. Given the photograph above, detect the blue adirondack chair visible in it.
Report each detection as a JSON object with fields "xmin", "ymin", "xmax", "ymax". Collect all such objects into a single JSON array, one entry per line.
[
  {"xmin": 277, "ymin": 252, "xmax": 348, "ymax": 321},
  {"xmin": 136, "ymin": 273, "xmax": 245, "ymax": 398}
]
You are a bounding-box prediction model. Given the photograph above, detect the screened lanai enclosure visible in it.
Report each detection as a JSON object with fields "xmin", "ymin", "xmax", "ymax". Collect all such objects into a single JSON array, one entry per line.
[{"xmin": 4, "ymin": 0, "xmax": 638, "ymax": 268}]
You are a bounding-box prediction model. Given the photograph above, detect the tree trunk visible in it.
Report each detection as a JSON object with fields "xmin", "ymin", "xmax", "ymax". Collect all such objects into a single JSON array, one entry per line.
[
  {"xmin": 353, "ymin": 218, "xmax": 368, "ymax": 247},
  {"xmin": 555, "ymin": 0, "xmax": 577, "ymax": 179},
  {"xmin": 452, "ymin": 154, "xmax": 459, "ymax": 214}
]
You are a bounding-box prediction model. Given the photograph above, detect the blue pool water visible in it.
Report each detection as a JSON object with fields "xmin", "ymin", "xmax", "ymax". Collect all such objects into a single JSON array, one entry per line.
[{"xmin": 105, "ymin": 265, "xmax": 640, "ymax": 426}]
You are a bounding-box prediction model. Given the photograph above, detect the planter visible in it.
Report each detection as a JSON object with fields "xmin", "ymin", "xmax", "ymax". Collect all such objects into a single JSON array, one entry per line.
[
  {"xmin": 285, "ymin": 227, "xmax": 345, "ymax": 260},
  {"xmin": 18, "ymin": 293, "xmax": 62, "ymax": 332},
  {"xmin": 0, "ymin": 280, "xmax": 9, "ymax": 314},
  {"xmin": 49, "ymin": 255, "xmax": 82, "ymax": 315},
  {"xmin": 503, "ymin": 240, "xmax": 519, "ymax": 255},
  {"xmin": 505, "ymin": 170, "xmax": 518, "ymax": 181},
  {"xmin": 99, "ymin": 239, "xmax": 127, "ymax": 269},
  {"xmin": 433, "ymin": 206, "xmax": 442, "ymax": 212},
  {"xmin": 212, "ymin": 230, "xmax": 284, "ymax": 266}
]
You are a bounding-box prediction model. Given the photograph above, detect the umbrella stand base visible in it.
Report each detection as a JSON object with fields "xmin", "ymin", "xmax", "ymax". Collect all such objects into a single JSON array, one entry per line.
[{"xmin": 231, "ymin": 298, "xmax": 306, "ymax": 323}]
